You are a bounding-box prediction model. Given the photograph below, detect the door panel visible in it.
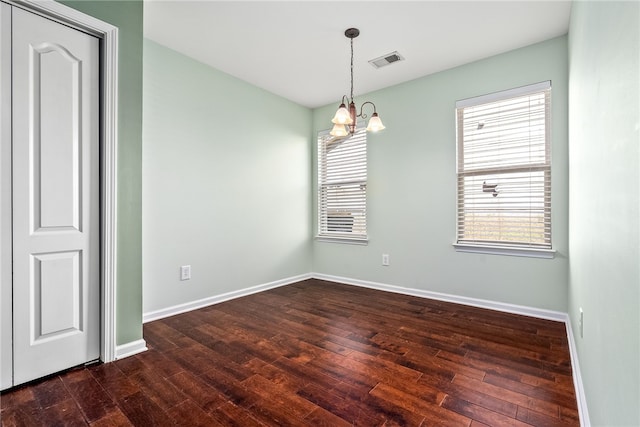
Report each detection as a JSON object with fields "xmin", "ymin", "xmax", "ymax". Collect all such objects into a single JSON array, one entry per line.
[
  {"xmin": 33, "ymin": 42, "xmax": 82, "ymax": 231},
  {"xmin": 33, "ymin": 251, "xmax": 82, "ymax": 338},
  {"xmin": 12, "ymin": 6, "xmax": 99, "ymax": 385}
]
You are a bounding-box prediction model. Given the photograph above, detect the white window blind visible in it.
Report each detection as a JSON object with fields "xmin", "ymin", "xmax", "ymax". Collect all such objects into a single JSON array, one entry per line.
[
  {"xmin": 456, "ymin": 81, "xmax": 551, "ymax": 250},
  {"xmin": 318, "ymin": 127, "xmax": 367, "ymax": 241}
]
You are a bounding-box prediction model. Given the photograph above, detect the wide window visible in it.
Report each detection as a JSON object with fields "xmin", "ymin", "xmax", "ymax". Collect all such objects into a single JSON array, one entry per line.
[
  {"xmin": 317, "ymin": 127, "xmax": 367, "ymax": 242},
  {"xmin": 455, "ymin": 81, "xmax": 552, "ymax": 255}
]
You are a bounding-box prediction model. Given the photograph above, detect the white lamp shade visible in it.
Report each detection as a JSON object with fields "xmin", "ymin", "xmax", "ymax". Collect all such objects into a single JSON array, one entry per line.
[
  {"xmin": 331, "ymin": 105, "xmax": 353, "ymax": 125},
  {"xmin": 366, "ymin": 113, "xmax": 385, "ymax": 132},
  {"xmin": 330, "ymin": 123, "xmax": 348, "ymax": 137}
]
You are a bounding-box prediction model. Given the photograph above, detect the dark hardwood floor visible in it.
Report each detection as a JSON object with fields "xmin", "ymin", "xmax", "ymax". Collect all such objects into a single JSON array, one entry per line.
[{"xmin": 1, "ymin": 279, "xmax": 579, "ymax": 426}]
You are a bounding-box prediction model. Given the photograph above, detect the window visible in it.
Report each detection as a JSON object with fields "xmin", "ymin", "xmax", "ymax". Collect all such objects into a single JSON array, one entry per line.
[
  {"xmin": 455, "ymin": 81, "xmax": 552, "ymax": 256},
  {"xmin": 317, "ymin": 127, "xmax": 367, "ymax": 242}
]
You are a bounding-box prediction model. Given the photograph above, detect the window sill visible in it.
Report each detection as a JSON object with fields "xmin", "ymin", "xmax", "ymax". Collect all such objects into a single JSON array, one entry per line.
[
  {"xmin": 453, "ymin": 243, "xmax": 555, "ymax": 259},
  {"xmin": 316, "ymin": 236, "xmax": 368, "ymax": 245}
]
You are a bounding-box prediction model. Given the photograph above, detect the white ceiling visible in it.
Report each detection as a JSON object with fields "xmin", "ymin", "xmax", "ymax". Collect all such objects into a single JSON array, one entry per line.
[{"xmin": 144, "ymin": 1, "xmax": 572, "ymax": 109}]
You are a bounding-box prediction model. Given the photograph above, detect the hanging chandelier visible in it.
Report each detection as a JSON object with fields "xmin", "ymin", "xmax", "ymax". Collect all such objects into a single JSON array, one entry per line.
[{"xmin": 330, "ymin": 28, "xmax": 386, "ymax": 137}]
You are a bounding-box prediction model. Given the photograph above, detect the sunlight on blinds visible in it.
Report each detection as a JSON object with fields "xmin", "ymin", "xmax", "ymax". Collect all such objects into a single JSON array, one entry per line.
[
  {"xmin": 318, "ymin": 128, "xmax": 367, "ymax": 240},
  {"xmin": 456, "ymin": 82, "xmax": 551, "ymax": 249}
]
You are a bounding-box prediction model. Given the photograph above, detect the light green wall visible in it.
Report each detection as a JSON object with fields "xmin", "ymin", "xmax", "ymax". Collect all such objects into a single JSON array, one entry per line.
[
  {"xmin": 568, "ymin": 2, "xmax": 640, "ymax": 425},
  {"xmin": 59, "ymin": 0, "xmax": 143, "ymax": 346},
  {"xmin": 312, "ymin": 36, "xmax": 569, "ymax": 312},
  {"xmin": 142, "ymin": 39, "xmax": 312, "ymax": 314}
]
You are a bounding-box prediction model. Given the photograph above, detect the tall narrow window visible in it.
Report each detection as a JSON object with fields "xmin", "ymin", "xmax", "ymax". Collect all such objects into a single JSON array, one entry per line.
[
  {"xmin": 317, "ymin": 127, "xmax": 367, "ymax": 242},
  {"xmin": 455, "ymin": 81, "xmax": 552, "ymax": 253}
]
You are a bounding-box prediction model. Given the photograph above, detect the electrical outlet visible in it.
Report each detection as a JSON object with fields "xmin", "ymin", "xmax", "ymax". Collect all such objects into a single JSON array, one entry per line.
[
  {"xmin": 579, "ymin": 307, "xmax": 584, "ymax": 338},
  {"xmin": 382, "ymin": 254, "xmax": 390, "ymax": 266},
  {"xmin": 180, "ymin": 265, "xmax": 191, "ymax": 281}
]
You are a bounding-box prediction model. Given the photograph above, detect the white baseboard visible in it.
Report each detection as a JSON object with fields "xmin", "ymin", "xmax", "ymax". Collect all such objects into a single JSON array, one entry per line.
[
  {"xmin": 564, "ymin": 315, "xmax": 591, "ymax": 427},
  {"xmin": 311, "ymin": 272, "xmax": 566, "ymax": 321},
  {"xmin": 142, "ymin": 273, "xmax": 312, "ymax": 323},
  {"xmin": 115, "ymin": 339, "xmax": 148, "ymax": 360}
]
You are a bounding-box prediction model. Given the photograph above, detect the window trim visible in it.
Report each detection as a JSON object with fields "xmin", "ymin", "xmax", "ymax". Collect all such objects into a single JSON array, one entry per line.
[
  {"xmin": 315, "ymin": 236, "xmax": 369, "ymax": 245},
  {"xmin": 454, "ymin": 81, "xmax": 553, "ymax": 258},
  {"xmin": 453, "ymin": 243, "xmax": 555, "ymax": 259},
  {"xmin": 316, "ymin": 125, "xmax": 368, "ymax": 244},
  {"xmin": 455, "ymin": 81, "xmax": 551, "ymax": 109}
]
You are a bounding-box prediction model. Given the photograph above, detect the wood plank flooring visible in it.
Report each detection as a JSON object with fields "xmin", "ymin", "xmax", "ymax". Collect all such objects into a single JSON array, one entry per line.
[{"xmin": 1, "ymin": 279, "xmax": 580, "ymax": 426}]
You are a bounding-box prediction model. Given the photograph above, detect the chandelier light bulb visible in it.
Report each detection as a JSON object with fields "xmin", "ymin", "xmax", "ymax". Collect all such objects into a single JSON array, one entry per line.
[
  {"xmin": 330, "ymin": 123, "xmax": 349, "ymax": 137},
  {"xmin": 331, "ymin": 104, "xmax": 353, "ymax": 125},
  {"xmin": 366, "ymin": 113, "xmax": 386, "ymax": 132}
]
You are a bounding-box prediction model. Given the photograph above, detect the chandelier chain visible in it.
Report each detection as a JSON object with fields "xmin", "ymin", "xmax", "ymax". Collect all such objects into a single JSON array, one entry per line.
[{"xmin": 350, "ymin": 37, "xmax": 354, "ymax": 102}]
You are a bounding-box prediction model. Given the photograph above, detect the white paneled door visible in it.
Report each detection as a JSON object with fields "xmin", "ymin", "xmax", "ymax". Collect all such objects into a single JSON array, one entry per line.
[{"xmin": 3, "ymin": 4, "xmax": 100, "ymax": 386}]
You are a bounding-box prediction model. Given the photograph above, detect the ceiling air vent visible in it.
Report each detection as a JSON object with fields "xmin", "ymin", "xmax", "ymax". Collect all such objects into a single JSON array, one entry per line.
[{"xmin": 369, "ymin": 51, "xmax": 404, "ymax": 69}]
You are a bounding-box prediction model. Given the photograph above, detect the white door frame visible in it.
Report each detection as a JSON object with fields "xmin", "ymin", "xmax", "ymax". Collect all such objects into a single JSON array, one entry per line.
[
  {"xmin": 7, "ymin": 0, "xmax": 119, "ymax": 364},
  {"xmin": 1, "ymin": 1, "xmax": 12, "ymax": 390}
]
